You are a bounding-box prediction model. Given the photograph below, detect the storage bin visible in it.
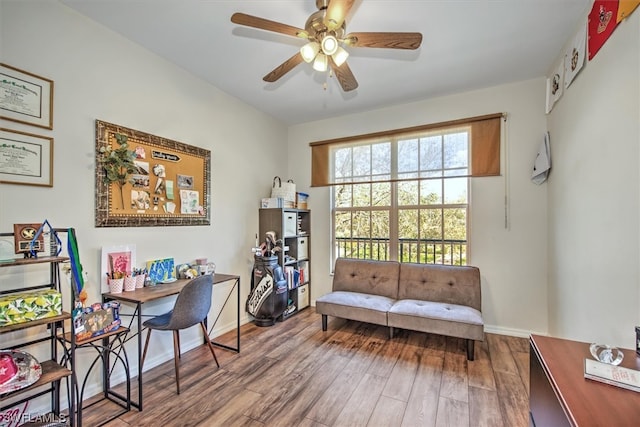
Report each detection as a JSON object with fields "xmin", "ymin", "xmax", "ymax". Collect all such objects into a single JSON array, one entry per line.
[
  {"xmin": 296, "ymin": 237, "xmax": 308, "ymax": 260},
  {"xmin": 284, "ymin": 212, "xmax": 297, "ymax": 236},
  {"xmin": 0, "ymin": 289, "xmax": 62, "ymax": 327},
  {"xmin": 297, "ymin": 284, "xmax": 309, "ymax": 310}
]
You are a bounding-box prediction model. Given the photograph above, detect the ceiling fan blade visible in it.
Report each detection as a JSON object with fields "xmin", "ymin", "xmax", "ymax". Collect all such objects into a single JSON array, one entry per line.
[
  {"xmin": 329, "ymin": 57, "xmax": 358, "ymax": 92},
  {"xmin": 263, "ymin": 52, "xmax": 305, "ymax": 82},
  {"xmin": 344, "ymin": 32, "xmax": 423, "ymax": 50},
  {"xmin": 324, "ymin": 0, "xmax": 357, "ymax": 31},
  {"xmin": 231, "ymin": 12, "xmax": 308, "ymax": 38}
]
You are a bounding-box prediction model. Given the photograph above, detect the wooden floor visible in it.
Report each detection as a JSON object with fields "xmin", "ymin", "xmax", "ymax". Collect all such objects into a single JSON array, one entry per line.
[{"xmin": 82, "ymin": 309, "xmax": 530, "ymax": 427}]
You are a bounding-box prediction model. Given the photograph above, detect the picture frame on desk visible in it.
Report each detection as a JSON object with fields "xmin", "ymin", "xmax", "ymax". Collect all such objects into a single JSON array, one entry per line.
[
  {"xmin": 101, "ymin": 245, "xmax": 136, "ymax": 293},
  {"xmin": 0, "ymin": 63, "xmax": 54, "ymax": 130}
]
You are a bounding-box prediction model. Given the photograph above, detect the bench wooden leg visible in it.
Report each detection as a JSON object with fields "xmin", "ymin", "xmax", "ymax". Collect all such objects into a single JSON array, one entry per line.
[
  {"xmin": 467, "ymin": 339, "xmax": 475, "ymax": 361},
  {"xmin": 389, "ymin": 327, "xmax": 394, "ymax": 339},
  {"xmin": 321, "ymin": 314, "xmax": 327, "ymax": 331}
]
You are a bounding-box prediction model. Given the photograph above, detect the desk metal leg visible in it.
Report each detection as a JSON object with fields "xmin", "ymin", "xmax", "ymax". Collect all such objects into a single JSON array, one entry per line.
[
  {"xmin": 102, "ymin": 296, "xmax": 143, "ymax": 412},
  {"xmin": 136, "ymin": 301, "xmax": 143, "ymax": 411},
  {"xmin": 207, "ymin": 277, "xmax": 241, "ymax": 353}
]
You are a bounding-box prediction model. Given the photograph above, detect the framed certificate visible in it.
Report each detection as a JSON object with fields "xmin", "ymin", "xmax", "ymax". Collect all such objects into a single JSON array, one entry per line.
[
  {"xmin": 0, "ymin": 63, "xmax": 54, "ymax": 130},
  {"xmin": 0, "ymin": 128, "xmax": 53, "ymax": 187}
]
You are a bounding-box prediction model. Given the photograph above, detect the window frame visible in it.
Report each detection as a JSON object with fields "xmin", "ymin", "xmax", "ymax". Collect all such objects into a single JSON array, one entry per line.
[{"xmin": 330, "ymin": 128, "xmax": 471, "ymax": 265}]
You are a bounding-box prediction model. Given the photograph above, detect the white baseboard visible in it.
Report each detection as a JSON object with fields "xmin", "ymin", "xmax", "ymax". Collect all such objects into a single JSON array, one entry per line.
[{"xmin": 484, "ymin": 324, "xmax": 546, "ymax": 338}]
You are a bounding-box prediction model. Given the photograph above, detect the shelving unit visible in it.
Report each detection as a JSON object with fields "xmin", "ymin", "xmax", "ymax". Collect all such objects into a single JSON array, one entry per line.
[
  {"xmin": 258, "ymin": 208, "xmax": 311, "ymax": 319},
  {"xmin": 0, "ymin": 231, "xmax": 76, "ymax": 427}
]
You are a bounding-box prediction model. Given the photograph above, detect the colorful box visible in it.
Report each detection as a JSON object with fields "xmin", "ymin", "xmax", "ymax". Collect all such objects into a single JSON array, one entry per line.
[
  {"xmin": 296, "ymin": 192, "xmax": 309, "ymax": 210},
  {"xmin": 0, "ymin": 289, "xmax": 62, "ymax": 327},
  {"xmin": 73, "ymin": 301, "xmax": 121, "ymax": 342}
]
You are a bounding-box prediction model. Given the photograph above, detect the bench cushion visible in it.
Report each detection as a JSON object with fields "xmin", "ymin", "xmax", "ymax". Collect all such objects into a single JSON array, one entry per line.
[
  {"xmin": 388, "ymin": 299, "xmax": 484, "ymax": 341},
  {"xmin": 398, "ymin": 263, "xmax": 481, "ymax": 312},
  {"xmin": 316, "ymin": 291, "xmax": 395, "ymax": 327},
  {"xmin": 332, "ymin": 258, "xmax": 400, "ymax": 300}
]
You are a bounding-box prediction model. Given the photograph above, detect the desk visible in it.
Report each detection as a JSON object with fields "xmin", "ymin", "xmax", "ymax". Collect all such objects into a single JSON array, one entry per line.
[
  {"xmin": 530, "ymin": 334, "xmax": 640, "ymax": 426},
  {"xmin": 102, "ymin": 273, "xmax": 240, "ymax": 410}
]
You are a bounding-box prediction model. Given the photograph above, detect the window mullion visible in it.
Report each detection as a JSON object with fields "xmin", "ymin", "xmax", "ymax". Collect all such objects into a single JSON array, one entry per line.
[{"xmin": 389, "ymin": 138, "xmax": 399, "ymax": 261}]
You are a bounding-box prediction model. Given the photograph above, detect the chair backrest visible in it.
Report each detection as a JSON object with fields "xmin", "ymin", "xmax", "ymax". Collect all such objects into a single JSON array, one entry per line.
[{"xmin": 166, "ymin": 274, "xmax": 213, "ymax": 330}]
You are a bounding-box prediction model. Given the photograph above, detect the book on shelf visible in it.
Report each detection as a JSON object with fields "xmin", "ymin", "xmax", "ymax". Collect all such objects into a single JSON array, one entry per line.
[{"xmin": 284, "ymin": 266, "xmax": 300, "ymax": 290}]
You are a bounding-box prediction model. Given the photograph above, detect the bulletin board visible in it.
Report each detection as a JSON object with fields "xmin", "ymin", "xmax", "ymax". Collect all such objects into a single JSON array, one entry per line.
[{"xmin": 95, "ymin": 120, "xmax": 211, "ymax": 227}]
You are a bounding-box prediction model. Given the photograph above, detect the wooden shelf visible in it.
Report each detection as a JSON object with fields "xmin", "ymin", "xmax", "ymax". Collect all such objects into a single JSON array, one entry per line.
[
  {"xmin": 0, "ymin": 312, "xmax": 71, "ymax": 334},
  {"xmin": 58, "ymin": 326, "xmax": 130, "ymax": 345},
  {"xmin": 0, "ymin": 360, "xmax": 71, "ymax": 399},
  {"xmin": 0, "ymin": 256, "xmax": 69, "ymax": 268}
]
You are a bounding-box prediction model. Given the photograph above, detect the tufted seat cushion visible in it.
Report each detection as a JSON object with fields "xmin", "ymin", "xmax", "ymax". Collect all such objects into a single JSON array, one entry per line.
[
  {"xmin": 388, "ymin": 299, "xmax": 484, "ymax": 341},
  {"xmin": 316, "ymin": 291, "xmax": 395, "ymax": 327}
]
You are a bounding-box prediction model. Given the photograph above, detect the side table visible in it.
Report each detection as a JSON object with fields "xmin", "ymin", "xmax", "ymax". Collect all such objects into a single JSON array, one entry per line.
[{"xmin": 59, "ymin": 327, "xmax": 132, "ymax": 427}]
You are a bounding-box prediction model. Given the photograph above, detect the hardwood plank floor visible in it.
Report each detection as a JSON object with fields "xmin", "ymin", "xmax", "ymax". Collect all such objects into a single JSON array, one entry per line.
[{"xmin": 82, "ymin": 309, "xmax": 530, "ymax": 427}]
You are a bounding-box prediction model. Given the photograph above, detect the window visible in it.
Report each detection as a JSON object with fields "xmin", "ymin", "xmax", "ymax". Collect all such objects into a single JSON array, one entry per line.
[
  {"xmin": 310, "ymin": 113, "xmax": 502, "ymax": 266},
  {"xmin": 332, "ymin": 128, "xmax": 469, "ymax": 265}
]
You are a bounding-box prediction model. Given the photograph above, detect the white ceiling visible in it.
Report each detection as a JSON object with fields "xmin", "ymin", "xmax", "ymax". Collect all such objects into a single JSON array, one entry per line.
[{"xmin": 60, "ymin": 0, "xmax": 591, "ymax": 125}]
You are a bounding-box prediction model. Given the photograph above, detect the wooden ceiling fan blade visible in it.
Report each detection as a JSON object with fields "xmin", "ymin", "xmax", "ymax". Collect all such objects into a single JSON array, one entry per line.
[
  {"xmin": 344, "ymin": 32, "xmax": 423, "ymax": 49},
  {"xmin": 263, "ymin": 52, "xmax": 305, "ymax": 83},
  {"xmin": 324, "ymin": 0, "xmax": 356, "ymax": 31},
  {"xmin": 231, "ymin": 12, "xmax": 308, "ymax": 38},
  {"xmin": 329, "ymin": 57, "xmax": 358, "ymax": 92}
]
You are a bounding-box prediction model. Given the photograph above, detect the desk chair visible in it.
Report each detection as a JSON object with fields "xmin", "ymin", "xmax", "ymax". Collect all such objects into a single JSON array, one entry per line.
[{"xmin": 141, "ymin": 275, "xmax": 220, "ymax": 394}]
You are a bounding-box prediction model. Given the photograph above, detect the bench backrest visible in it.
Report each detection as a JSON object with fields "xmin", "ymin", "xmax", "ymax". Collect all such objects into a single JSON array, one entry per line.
[
  {"xmin": 332, "ymin": 258, "xmax": 400, "ymax": 300},
  {"xmin": 398, "ymin": 263, "xmax": 482, "ymax": 312}
]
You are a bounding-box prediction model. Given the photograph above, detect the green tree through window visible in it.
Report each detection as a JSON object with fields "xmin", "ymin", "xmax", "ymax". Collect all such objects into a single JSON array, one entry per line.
[{"xmin": 332, "ymin": 129, "xmax": 468, "ymax": 265}]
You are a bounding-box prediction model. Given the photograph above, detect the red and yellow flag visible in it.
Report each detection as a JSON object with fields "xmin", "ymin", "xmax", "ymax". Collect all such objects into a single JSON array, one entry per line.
[
  {"xmin": 617, "ymin": 0, "xmax": 640, "ymax": 21},
  {"xmin": 588, "ymin": 0, "xmax": 620, "ymax": 60}
]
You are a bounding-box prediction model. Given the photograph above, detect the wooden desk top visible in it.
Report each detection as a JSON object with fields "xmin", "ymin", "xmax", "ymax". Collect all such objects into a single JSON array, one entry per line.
[
  {"xmin": 102, "ymin": 273, "xmax": 239, "ymax": 304},
  {"xmin": 530, "ymin": 334, "xmax": 640, "ymax": 426}
]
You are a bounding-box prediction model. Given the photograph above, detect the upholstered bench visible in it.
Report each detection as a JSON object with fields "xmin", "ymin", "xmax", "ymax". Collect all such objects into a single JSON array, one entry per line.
[{"xmin": 316, "ymin": 258, "xmax": 484, "ymax": 360}]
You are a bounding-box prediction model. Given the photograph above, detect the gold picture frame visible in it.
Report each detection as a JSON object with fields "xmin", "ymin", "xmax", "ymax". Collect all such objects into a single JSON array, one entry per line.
[
  {"xmin": 0, "ymin": 128, "xmax": 53, "ymax": 187},
  {"xmin": 95, "ymin": 120, "xmax": 211, "ymax": 227},
  {"xmin": 0, "ymin": 63, "xmax": 54, "ymax": 130}
]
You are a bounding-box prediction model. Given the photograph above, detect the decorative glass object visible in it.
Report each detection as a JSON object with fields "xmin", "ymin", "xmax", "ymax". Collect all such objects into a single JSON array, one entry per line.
[{"xmin": 590, "ymin": 343, "xmax": 624, "ymax": 365}]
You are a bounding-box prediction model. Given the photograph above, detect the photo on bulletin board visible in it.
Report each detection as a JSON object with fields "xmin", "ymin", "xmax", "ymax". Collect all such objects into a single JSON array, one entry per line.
[{"xmin": 94, "ymin": 120, "xmax": 211, "ymax": 227}]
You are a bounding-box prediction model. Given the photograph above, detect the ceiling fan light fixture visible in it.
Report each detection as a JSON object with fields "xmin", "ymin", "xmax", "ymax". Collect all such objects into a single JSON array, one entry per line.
[
  {"xmin": 300, "ymin": 41, "xmax": 320, "ymax": 63},
  {"xmin": 313, "ymin": 52, "xmax": 328, "ymax": 72},
  {"xmin": 332, "ymin": 46, "xmax": 349, "ymax": 67},
  {"xmin": 321, "ymin": 35, "xmax": 339, "ymax": 55}
]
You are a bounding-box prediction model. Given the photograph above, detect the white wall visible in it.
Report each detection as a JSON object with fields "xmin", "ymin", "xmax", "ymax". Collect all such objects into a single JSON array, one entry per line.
[
  {"xmin": 547, "ymin": 10, "xmax": 640, "ymax": 348},
  {"xmin": 0, "ymin": 0, "xmax": 287, "ymax": 409},
  {"xmin": 288, "ymin": 78, "xmax": 550, "ymax": 337}
]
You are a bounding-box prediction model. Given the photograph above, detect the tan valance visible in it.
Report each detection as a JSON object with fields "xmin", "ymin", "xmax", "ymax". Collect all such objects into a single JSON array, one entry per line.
[{"xmin": 310, "ymin": 113, "xmax": 504, "ymax": 187}]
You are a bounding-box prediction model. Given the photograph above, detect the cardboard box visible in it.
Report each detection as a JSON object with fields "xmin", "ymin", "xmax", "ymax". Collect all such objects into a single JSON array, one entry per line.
[{"xmin": 0, "ymin": 289, "xmax": 62, "ymax": 327}]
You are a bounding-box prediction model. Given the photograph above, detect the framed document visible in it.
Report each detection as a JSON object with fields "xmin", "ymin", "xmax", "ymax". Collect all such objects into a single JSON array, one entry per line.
[
  {"xmin": 0, "ymin": 128, "xmax": 53, "ymax": 187},
  {"xmin": 0, "ymin": 63, "xmax": 54, "ymax": 130}
]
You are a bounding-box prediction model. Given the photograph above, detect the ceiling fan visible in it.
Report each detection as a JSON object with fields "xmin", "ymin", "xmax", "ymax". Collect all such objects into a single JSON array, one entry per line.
[{"xmin": 231, "ymin": 0, "xmax": 423, "ymax": 92}]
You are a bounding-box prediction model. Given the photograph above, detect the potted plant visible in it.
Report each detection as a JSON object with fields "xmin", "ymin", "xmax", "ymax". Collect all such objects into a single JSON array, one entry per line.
[{"xmin": 99, "ymin": 133, "xmax": 137, "ymax": 209}]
